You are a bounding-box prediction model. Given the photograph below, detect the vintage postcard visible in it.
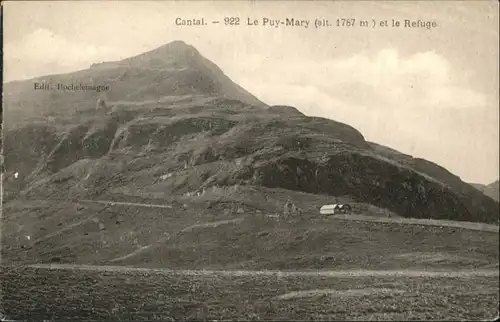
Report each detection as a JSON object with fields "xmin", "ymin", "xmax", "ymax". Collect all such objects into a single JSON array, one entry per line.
[{"xmin": 1, "ymin": 0, "xmax": 499, "ymax": 320}]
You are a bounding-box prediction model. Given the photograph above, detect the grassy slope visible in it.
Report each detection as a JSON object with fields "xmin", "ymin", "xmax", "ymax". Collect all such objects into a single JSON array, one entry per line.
[
  {"xmin": 2, "ymin": 187, "xmax": 498, "ymax": 270},
  {"xmin": 3, "ymin": 102, "xmax": 499, "ymax": 224},
  {"xmin": 0, "ymin": 266, "xmax": 498, "ymax": 321}
]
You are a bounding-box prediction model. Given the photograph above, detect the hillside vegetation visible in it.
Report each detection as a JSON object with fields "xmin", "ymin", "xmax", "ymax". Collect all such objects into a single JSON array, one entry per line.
[{"xmin": 2, "ymin": 40, "xmax": 499, "ymax": 268}]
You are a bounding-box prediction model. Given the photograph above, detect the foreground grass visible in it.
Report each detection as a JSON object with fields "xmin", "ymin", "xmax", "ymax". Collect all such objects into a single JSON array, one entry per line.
[{"xmin": 1, "ymin": 266, "xmax": 498, "ymax": 320}]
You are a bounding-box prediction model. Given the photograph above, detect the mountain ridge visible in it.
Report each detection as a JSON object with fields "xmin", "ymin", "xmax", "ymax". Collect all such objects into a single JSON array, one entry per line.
[
  {"xmin": 3, "ymin": 40, "xmax": 498, "ymax": 223},
  {"xmin": 470, "ymin": 180, "xmax": 500, "ymax": 202},
  {"xmin": 3, "ymin": 40, "xmax": 266, "ymax": 127},
  {"xmin": 2, "ymin": 40, "xmax": 499, "ymax": 267}
]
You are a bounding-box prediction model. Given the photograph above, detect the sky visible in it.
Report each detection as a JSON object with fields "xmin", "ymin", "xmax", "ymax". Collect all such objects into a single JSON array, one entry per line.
[{"xmin": 3, "ymin": 1, "xmax": 499, "ymax": 184}]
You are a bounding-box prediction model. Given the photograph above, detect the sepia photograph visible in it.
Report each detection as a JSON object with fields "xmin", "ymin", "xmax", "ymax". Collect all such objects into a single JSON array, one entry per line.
[{"xmin": 1, "ymin": 0, "xmax": 499, "ymax": 320}]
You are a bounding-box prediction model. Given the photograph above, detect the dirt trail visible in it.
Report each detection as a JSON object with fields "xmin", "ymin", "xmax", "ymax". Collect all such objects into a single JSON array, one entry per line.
[
  {"xmin": 18, "ymin": 198, "xmax": 174, "ymax": 209},
  {"xmin": 180, "ymin": 218, "xmax": 244, "ymax": 232},
  {"xmin": 78, "ymin": 199, "xmax": 173, "ymax": 209},
  {"xmin": 331, "ymin": 214, "xmax": 499, "ymax": 233},
  {"xmin": 26, "ymin": 264, "xmax": 500, "ymax": 278},
  {"xmin": 108, "ymin": 218, "xmax": 244, "ymax": 263}
]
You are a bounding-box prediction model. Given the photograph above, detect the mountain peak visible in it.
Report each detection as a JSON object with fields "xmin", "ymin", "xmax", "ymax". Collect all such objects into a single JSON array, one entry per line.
[
  {"xmin": 122, "ymin": 40, "xmax": 201, "ymax": 67},
  {"xmin": 163, "ymin": 40, "xmax": 194, "ymax": 49},
  {"xmin": 155, "ymin": 40, "xmax": 199, "ymax": 56},
  {"xmin": 4, "ymin": 39, "xmax": 267, "ymax": 112}
]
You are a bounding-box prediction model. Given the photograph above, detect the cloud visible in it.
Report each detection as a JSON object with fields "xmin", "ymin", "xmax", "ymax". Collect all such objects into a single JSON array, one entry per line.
[
  {"xmin": 4, "ymin": 28, "xmax": 123, "ymax": 81},
  {"xmin": 240, "ymin": 48, "xmax": 491, "ymax": 147},
  {"xmin": 240, "ymin": 48, "xmax": 487, "ymax": 111}
]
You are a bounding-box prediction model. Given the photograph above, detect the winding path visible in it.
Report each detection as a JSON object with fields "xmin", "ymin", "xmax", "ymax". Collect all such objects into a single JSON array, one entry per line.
[{"xmin": 26, "ymin": 263, "xmax": 500, "ymax": 278}]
